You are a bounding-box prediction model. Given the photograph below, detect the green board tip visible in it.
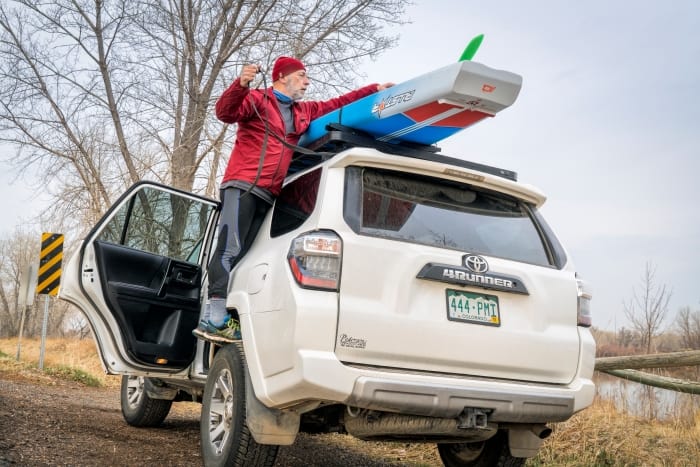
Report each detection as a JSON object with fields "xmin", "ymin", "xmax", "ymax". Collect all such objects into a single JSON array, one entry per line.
[{"xmin": 459, "ymin": 34, "xmax": 484, "ymax": 61}]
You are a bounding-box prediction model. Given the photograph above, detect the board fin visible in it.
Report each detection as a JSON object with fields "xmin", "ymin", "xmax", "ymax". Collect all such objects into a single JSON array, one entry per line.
[{"xmin": 459, "ymin": 34, "xmax": 484, "ymax": 61}]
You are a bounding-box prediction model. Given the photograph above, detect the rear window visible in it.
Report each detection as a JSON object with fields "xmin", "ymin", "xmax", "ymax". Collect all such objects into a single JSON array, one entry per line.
[{"xmin": 343, "ymin": 167, "xmax": 563, "ymax": 267}]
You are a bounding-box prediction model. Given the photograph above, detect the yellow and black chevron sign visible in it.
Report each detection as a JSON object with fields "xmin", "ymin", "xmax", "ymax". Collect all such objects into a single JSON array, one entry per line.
[{"xmin": 36, "ymin": 232, "xmax": 64, "ymax": 296}]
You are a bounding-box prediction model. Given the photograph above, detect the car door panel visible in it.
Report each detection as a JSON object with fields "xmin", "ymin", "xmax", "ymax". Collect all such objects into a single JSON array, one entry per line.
[
  {"xmin": 60, "ymin": 182, "xmax": 219, "ymax": 374},
  {"xmin": 93, "ymin": 240, "xmax": 201, "ymax": 367}
]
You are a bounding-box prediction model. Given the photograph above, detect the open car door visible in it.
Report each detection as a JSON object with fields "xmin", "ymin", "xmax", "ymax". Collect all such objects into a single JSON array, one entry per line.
[{"xmin": 60, "ymin": 182, "xmax": 219, "ymax": 374}]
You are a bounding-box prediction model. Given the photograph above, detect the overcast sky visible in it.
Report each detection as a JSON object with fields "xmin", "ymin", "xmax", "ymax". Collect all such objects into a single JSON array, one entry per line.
[{"xmin": 1, "ymin": 1, "xmax": 698, "ymax": 331}]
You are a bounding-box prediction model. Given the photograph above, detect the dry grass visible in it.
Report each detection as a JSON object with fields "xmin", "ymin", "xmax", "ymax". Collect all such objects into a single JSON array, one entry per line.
[
  {"xmin": 2, "ymin": 337, "xmax": 700, "ymax": 465},
  {"xmin": 0, "ymin": 336, "xmax": 120, "ymax": 388},
  {"xmin": 530, "ymin": 396, "xmax": 700, "ymax": 466}
]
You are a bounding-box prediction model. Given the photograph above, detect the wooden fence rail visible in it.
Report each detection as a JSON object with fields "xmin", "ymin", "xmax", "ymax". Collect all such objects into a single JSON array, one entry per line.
[{"xmin": 595, "ymin": 350, "xmax": 700, "ymax": 395}]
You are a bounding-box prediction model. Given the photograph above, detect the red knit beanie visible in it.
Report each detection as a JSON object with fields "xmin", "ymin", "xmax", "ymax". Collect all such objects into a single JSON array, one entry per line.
[{"xmin": 272, "ymin": 56, "xmax": 305, "ymax": 81}]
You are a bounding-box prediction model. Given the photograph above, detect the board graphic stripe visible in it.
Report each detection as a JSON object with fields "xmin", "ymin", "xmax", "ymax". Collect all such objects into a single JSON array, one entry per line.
[{"xmin": 376, "ymin": 107, "xmax": 465, "ymax": 142}]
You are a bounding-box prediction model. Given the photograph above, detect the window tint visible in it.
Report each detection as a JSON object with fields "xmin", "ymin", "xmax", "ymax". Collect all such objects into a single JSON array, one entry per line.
[
  {"xmin": 271, "ymin": 168, "xmax": 322, "ymax": 237},
  {"xmin": 344, "ymin": 167, "xmax": 555, "ymax": 267},
  {"xmin": 97, "ymin": 186, "xmax": 214, "ymax": 263}
]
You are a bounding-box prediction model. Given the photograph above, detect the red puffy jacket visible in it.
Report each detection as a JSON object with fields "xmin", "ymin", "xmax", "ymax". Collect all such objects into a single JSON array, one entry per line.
[{"xmin": 215, "ymin": 79, "xmax": 378, "ymax": 196}]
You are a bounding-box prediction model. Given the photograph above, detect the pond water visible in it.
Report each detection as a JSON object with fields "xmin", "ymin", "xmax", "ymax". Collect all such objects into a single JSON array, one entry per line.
[{"xmin": 595, "ymin": 373, "xmax": 700, "ymax": 422}]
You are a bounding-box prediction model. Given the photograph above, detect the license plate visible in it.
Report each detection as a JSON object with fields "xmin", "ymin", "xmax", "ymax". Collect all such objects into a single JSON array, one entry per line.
[{"xmin": 446, "ymin": 289, "xmax": 501, "ymax": 326}]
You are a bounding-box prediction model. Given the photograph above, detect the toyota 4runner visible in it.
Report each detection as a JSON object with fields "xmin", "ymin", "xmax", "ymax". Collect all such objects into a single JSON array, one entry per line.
[{"xmin": 60, "ymin": 130, "xmax": 595, "ymax": 466}]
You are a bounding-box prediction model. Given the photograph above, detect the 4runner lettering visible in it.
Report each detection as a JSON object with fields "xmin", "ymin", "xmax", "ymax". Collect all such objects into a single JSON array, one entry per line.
[{"xmin": 416, "ymin": 263, "xmax": 529, "ymax": 295}]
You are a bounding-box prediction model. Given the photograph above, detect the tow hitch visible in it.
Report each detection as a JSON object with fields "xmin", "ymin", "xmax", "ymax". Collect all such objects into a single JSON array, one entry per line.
[{"xmin": 457, "ymin": 407, "xmax": 490, "ymax": 430}]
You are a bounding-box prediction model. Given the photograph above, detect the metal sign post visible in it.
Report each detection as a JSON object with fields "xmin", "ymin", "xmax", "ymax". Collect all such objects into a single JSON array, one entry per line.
[
  {"xmin": 38, "ymin": 295, "xmax": 50, "ymax": 369},
  {"xmin": 36, "ymin": 232, "xmax": 63, "ymax": 370}
]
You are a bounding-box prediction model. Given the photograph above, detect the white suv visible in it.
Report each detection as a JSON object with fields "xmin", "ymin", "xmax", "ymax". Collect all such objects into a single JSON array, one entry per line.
[{"xmin": 61, "ymin": 134, "xmax": 595, "ymax": 467}]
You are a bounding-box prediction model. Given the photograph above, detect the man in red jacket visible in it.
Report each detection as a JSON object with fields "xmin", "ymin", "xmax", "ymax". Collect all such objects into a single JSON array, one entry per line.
[{"xmin": 196, "ymin": 56, "xmax": 393, "ymax": 338}]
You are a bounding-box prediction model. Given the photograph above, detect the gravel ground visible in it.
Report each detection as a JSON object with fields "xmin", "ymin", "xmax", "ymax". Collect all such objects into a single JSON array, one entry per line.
[{"xmin": 0, "ymin": 367, "xmax": 442, "ymax": 466}]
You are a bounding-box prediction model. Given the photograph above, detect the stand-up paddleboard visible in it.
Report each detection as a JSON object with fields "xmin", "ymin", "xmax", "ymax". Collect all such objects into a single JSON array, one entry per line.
[{"xmin": 300, "ymin": 59, "xmax": 522, "ymax": 147}]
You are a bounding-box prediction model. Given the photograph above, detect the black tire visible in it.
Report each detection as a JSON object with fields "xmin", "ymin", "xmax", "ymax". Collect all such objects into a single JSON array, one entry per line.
[
  {"xmin": 200, "ymin": 343, "xmax": 279, "ymax": 467},
  {"xmin": 120, "ymin": 375, "xmax": 173, "ymax": 427},
  {"xmin": 437, "ymin": 430, "xmax": 525, "ymax": 467}
]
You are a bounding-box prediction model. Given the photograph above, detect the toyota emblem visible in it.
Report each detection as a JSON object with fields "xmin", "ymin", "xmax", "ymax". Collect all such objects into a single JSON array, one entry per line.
[{"xmin": 463, "ymin": 254, "xmax": 489, "ymax": 273}]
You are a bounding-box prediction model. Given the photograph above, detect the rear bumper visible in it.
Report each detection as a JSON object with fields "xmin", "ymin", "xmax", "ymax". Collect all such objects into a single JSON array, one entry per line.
[
  {"xmin": 257, "ymin": 349, "xmax": 595, "ymax": 424},
  {"xmin": 345, "ymin": 373, "xmax": 593, "ymax": 423}
]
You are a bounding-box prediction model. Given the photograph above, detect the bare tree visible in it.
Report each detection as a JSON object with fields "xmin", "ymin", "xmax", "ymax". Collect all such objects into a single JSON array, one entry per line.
[
  {"xmin": 0, "ymin": 0, "xmax": 408, "ymax": 233},
  {"xmin": 616, "ymin": 326, "xmax": 636, "ymax": 348},
  {"xmin": 63, "ymin": 312, "xmax": 93, "ymax": 340},
  {"xmin": 0, "ymin": 228, "xmax": 38, "ymax": 337},
  {"xmin": 623, "ymin": 262, "xmax": 672, "ymax": 353},
  {"xmin": 675, "ymin": 305, "xmax": 700, "ymax": 350}
]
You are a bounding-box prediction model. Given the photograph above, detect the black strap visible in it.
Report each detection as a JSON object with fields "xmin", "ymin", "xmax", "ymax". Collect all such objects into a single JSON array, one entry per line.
[{"xmin": 266, "ymin": 129, "xmax": 334, "ymax": 157}]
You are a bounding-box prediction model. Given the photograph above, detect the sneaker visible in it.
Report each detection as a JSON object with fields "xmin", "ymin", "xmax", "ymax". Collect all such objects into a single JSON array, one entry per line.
[
  {"xmin": 214, "ymin": 317, "xmax": 241, "ymax": 340},
  {"xmin": 192, "ymin": 318, "xmax": 241, "ymax": 342},
  {"xmin": 192, "ymin": 325, "xmax": 207, "ymax": 339}
]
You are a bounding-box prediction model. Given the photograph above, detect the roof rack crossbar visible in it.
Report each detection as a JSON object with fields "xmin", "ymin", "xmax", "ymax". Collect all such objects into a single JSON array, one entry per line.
[{"xmin": 288, "ymin": 124, "xmax": 517, "ymax": 182}]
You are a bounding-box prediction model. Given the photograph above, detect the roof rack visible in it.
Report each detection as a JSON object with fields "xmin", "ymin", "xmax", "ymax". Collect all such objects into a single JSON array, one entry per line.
[{"xmin": 289, "ymin": 124, "xmax": 517, "ymax": 181}]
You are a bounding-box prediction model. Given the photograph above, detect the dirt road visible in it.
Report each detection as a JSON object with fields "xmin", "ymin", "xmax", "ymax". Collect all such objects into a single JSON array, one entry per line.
[{"xmin": 0, "ymin": 369, "xmax": 441, "ymax": 466}]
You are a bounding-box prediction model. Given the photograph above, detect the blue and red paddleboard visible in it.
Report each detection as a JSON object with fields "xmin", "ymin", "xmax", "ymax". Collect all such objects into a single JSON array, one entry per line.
[{"xmin": 300, "ymin": 60, "xmax": 522, "ymax": 147}]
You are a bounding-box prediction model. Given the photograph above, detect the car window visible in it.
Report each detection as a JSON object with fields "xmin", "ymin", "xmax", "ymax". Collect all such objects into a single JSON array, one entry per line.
[
  {"xmin": 97, "ymin": 186, "xmax": 215, "ymax": 263},
  {"xmin": 344, "ymin": 167, "xmax": 556, "ymax": 267},
  {"xmin": 270, "ymin": 168, "xmax": 322, "ymax": 237}
]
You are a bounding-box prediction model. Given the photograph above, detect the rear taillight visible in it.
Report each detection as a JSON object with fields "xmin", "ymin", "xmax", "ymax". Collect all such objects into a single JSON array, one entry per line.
[
  {"xmin": 287, "ymin": 231, "xmax": 342, "ymax": 291},
  {"xmin": 576, "ymin": 278, "xmax": 592, "ymax": 327}
]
